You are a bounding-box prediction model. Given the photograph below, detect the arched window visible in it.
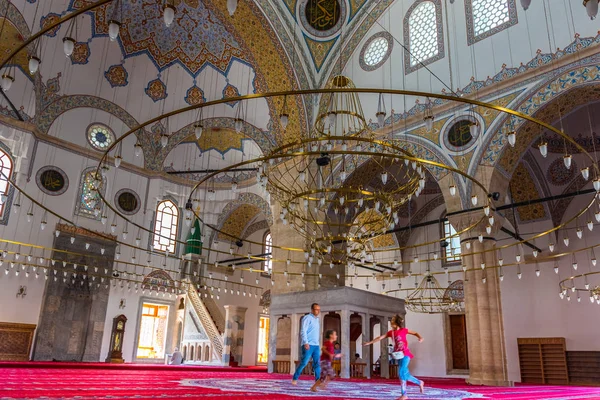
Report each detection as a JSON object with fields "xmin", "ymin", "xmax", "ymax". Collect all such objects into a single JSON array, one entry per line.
[
  {"xmin": 74, "ymin": 167, "xmax": 105, "ymax": 220},
  {"xmin": 263, "ymin": 231, "xmax": 272, "ymax": 273},
  {"xmin": 465, "ymin": 0, "xmax": 517, "ymax": 45},
  {"xmin": 0, "ymin": 147, "xmax": 12, "ymax": 217},
  {"xmin": 404, "ymin": 0, "xmax": 444, "ymax": 74},
  {"xmin": 442, "ymin": 219, "xmax": 461, "ymax": 263},
  {"xmin": 153, "ymin": 199, "xmax": 179, "ymax": 253}
]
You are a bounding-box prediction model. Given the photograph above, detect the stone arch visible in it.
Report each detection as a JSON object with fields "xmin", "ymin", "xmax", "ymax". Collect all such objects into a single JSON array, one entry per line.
[{"xmin": 142, "ymin": 270, "xmax": 175, "ymax": 291}]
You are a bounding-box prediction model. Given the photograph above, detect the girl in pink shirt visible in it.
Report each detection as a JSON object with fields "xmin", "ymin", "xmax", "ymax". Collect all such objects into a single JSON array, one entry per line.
[{"xmin": 364, "ymin": 315, "xmax": 424, "ymax": 400}]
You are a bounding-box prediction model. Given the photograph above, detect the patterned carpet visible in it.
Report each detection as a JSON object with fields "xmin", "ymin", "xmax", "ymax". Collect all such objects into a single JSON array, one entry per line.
[{"xmin": 1, "ymin": 364, "xmax": 600, "ymax": 400}]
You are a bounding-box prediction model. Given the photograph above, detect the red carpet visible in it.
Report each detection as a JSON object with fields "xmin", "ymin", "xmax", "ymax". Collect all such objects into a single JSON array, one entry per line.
[{"xmin": 1, "ymin": 365, "xmax": 600, "ymax": 399}]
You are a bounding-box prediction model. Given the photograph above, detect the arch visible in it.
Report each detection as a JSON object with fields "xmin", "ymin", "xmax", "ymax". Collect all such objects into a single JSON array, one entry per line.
[
  {"xmin": 263, "ymin": 231, "xmax": 273, "ymax": 272},
  {"xmin": 403, "ymin": 0, "xmax": 444, "ymax": 74},
  {"xmin": 480, "ymin": 66, "xmax": 600, "ymax": 176},
  {"xmin": 190, "ymin": 345, "xmax": 194, "ymax": 361},
  {"xmin": 204, "ymin": 344, "xmax": 210, "ymax": 361},
  {"xmin": 183, "ymin": 345, "xmax": 187, "ymax": 360},
  {"xmin": 142, "ymin": 270, "xmax": 175, "ymax": 291},
  {"xmin": 443, "ymin": 280, "xmax": 465, "ymax": 303},
  {"xmin": 152, "ymin": 199, "xmax": 180, "ymax": 253},
  {"xmin": 74, "ymin": 166, "xmax": 106, "ymax": 220}
]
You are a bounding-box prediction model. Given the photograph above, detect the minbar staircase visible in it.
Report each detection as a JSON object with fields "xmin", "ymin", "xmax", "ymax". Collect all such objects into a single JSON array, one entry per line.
[{"xmin": 186, "ymin": 285, "xmax": 224, "ymax": 361}]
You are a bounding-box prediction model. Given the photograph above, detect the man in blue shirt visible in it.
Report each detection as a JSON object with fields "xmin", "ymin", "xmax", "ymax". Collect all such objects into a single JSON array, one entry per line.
[{"xmin": 291, "ymin": 303, "xmax": 321, "ymax": 384}]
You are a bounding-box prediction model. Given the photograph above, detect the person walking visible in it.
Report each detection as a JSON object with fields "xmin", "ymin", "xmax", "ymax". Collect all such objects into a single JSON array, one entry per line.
[
  {"xmin": 364, "ymin": 315, "xmax": 424, "ymax": 400},
  {"xmin": 292, "ymin": 303, "xmax": 321, "ymax": 385}
]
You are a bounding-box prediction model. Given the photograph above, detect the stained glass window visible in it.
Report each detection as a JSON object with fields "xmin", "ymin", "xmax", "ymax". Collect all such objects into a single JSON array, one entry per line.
[
  {"xmin": 153, "ymin": 200, "xmax": 179, "ymax": 253},
  {"xmin": 263, "ymin": 231, "xmax": 272, "ymax": 272},
  {"xmin": 443, "ymin": 220, "xmax": 461, "ymax": 263},
  {"xmin": 87, "ymin": 124, "xmax": 115, "ymax": 151},
  {"xmin": 0, "ymin": 149, "xmax": 12, "ymax": 217},
  {"xmin": 466, "ymin": 0, "xmax": 517, "ymax": 44},
  {"xmin": 75, "ymin": 168, "xmax": 104, "ymax": 219}
]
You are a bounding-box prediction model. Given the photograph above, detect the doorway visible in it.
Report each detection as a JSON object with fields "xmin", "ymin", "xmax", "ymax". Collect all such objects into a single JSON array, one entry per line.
[
  {"xmin": 256, "ymin": 314, "xmax": 269, "ymax": 364},
  {"xmin": 445, "ymin": 313, "xmax": 469, "ymax": 373},
  {"xmin": 136, "ymin": 303, "xmax": 170, "ymax": 359}
]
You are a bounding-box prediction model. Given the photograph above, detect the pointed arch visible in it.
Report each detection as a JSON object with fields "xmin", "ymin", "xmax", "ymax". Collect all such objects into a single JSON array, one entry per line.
[
  {"xmin": 74, "ymin": 166, "xmax": 106, "ymax": 220},
  {"xmin": 152, "ymin": 199, "xmax": 180, "ymax": 253}
]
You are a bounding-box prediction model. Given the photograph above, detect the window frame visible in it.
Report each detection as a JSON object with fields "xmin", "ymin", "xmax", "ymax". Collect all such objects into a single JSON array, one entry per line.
[
  {"xmin": 0, "ymin": 146, "xmax": 13, "ymax": 220},
  {"xmin": 152, "ymin": 199, "xmax": 180, "ymax": 254},
  {"xmin": 359, "ymin": 31, "xmax": 394, "ymax": 72},
  {"xmin": 403, "ymin": 0, "xmax": 445, "ymax": 74},
  {"xmin": 441, "ymin": 218, "xmax": 461, "ymax": 265},
  {"xmin": 465, "ymin": 0, "xmax": 518, "ymax": 45},
  {"xmin": 263, "ymin": 230, "xmax": 272, "ymax": 274},
  {"xmin": 74, "ymin": 166, "xmax": 106, "ymax": 220}
]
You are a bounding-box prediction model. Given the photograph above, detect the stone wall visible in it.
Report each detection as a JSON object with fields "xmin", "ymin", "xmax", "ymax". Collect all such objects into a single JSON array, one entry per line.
[{"xmin": 33, "ymin": 228, "xmax": 116, "ymax": 361}]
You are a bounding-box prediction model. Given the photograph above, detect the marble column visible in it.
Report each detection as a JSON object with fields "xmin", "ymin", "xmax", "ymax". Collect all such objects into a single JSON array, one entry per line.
[
  {"xmin": 451, "ymin": 212, "xmax": 512, "ymax": 386},
  {"xmin": 268, "ymin": 314, "xmax": 278, "ymax": 373},
  {"xmin": 340, "ymin": 309, "xmax": 351, "ymax": 379},
  {"xmin": 362, "ymin": 312, "xmax": 371, "ymax": 379},
  {"xmin": 222, "ymin": 305, "xmax": 247, "ymax": 366},
  {"xmin": 290, "ymin": 313, "xmax": 300, "ymax": 375},
  {"xmin": 379, "ymin": 316, "xmax": 390, "ymax": 379}
]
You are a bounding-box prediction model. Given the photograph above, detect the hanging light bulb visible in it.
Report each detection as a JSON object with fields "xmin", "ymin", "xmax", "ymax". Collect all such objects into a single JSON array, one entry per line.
[
  {"xmin": 585, "ymin": 0, "xmax": 599, "ymax": 19},
  {"xmin": 577, "ymin": 228, "xmax": 583, "ymax": 239},
  {"xmin": 596, "ymin": 211, "xmax": 600, "ymax": 223},
  {"xmin": 465, "ymin": 241, "xmax": 471, "ymax": 250},
  {"xmin": 449, "ymin": 185, "xmax": 457, "ymax": 197},
  {"xmin": 478, "ymin": 233, "xmax": 483, "ymax": 243},
  {"xmin": 108, "ymin": 20, "xmax": 121, "ymax": 41},
  {"xmin": 489, "ymin": 215, "xmax": 495, "ymax": 226},
  {"xmin": 498, "ymin": 258, "xmax": 504, "ymax": 266},
  {"xmin": 471, "ymin": 195, "xmax": 478, "ymax": 206},
  {"xmin": 593, "ymin": 257, "xmax": 598, "ymax": 267},
  {"xmin": 486, "ymin": 225, "xmax": 492, "ymax": 234},
  {"xmin": 234, "ymin": 118, "xmax": 243, "ymax": 133},
  {"xmin": 0, "ymin": 73, "xmax": 14, "ymax": 92},
  {"xmin": 594, "ymin": 178, "xmax": 600, "ymax": 192},
  {"xmin": 563, "ymin": 236, "xmax": 570, "ymax": 247},
  {"xmin": 507, "ymin": 131, "xmax": 516, "ymax": 147},
  {"xmin": 538, "ymin": 141, "xmax": 548, "ymax": 158},
  {"xmin": 227, "ymin": 0, "xmax": 239, "ymax": 15},
  {"xmin": 163, "ymin": 3, "xmax": 176, "ymax": 27},
  {"xmin": 516, "ymin": 254, "xmax": 521, "ymax": 262},
  {"xmin": 423, "ymin": 115, "xmax": 434, "ymax": 132},
  {"xmin": 62, "ymin": 37, "xmax": 75, "ymax": 57},
  {"xmin": 133, "ymin": 141, "xmax": 142, "ymax": 157},
  {"xmin": 469, "ymin": 121, "xmax": 479, "ymax": 136},
  {"xmin": 520, "ymin": 0, "xmax": 531, "ymax": 10},
  {"xmin": 582, "ymin": 167, "xmax": 590, "ymax": 181},
  {"xmin": 563, "ymin": 154, "xmax": 572, "ymax": 169},
  {"xmin": 114, "ymin": 155, "xmax": 122, "ymax": 168},
  {"xmin": 549, "ymin": 243, "xmax": 555, "ymax": 252},
  {"xmin": 381, "ymin": 172, "xmax": 388, "ymax": 185},
  {"xmin": 28, "ymin": 56, "xmax": 40, "ymax": 75},
  {"xmin": 535, "ymin": 268, "xmax": 540, "ymax": 277},
  {"xmin": 160, "ymin": 134, "xmax": 169, "ymax": 148},
  {"xmin": 554, "ymin": 264, "xmax": 559, "ymax": 274},
  {"xmin": 588, "ymin": 220, "xmax": 594, "ymax": 231},
  {"xmin": 517, "ymin": 272, "xmax": 522, "ymax": 280}
]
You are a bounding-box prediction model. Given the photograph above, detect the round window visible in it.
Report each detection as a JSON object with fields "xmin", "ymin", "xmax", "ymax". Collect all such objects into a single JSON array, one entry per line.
[
  {"xmin": 87, "ymin": 124, "xmax": 115, "ymax": 151},
  {"xmin": 360, "ymin": 32, "xmax": 394, "ymax": 71}
]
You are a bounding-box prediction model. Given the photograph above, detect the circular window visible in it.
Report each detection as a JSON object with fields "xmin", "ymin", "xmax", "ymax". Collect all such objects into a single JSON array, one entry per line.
[
  {"xmin": 36, "ymin": 166, "xmax": 68, "ymax": 196},
  {"xmin": 115, "ymin": 189, "xmax": 140, "ymax": 215},
  {"xmin": 87, "ymin": 123, "xmax": 115, "ymax": 151},
  {"xmin": 360, "ymin": 32, "xmax": 394, "ymax": 71},
  {"xmin": 299, "ymin": 0, "xmax": 347, "ymax": 38}
]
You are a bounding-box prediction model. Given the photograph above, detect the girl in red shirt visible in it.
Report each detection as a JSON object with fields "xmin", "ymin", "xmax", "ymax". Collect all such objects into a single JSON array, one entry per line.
[
  {"xmin": 310, "ymin": 330, "xmax": 341, "ymax": 392},
  {"xmin": 364, "ymin": 315, "xmax": 424, "ymax": 400}
]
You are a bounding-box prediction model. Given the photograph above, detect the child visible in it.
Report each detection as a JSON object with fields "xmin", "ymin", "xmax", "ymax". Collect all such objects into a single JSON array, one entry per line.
[
  {"xmin": 364, "ymin": 315, "xmax": 424, "ymax": 400},
  {"xmin": 310, "ymin": 329, "xmax": 341, "ymax": 392}
]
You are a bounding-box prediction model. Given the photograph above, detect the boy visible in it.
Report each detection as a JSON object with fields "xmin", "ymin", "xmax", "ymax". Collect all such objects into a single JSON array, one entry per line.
[{"xmin": 311, "ymin": 330, "xmax": 341, "ymax": 392}]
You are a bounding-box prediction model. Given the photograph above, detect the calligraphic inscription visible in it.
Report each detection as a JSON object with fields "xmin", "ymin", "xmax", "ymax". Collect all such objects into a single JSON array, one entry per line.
[
  {"xmin": 36, "ymin": 166, "xmax": 68, "ymax": 196},
  {"xmin": 305, "ymin": 0, "xmax": 341, "ymax": 31},
  {"xmin": 447, "ymin": 120, "xmax": 474, "ymax": 148},
  {"xmin": 115, "ymin": 189, "xmax": 140, "ymax": 215}
]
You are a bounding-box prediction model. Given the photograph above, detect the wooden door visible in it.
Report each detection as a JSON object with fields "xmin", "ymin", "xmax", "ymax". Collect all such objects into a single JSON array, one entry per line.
[{"xmin": 449, "ymin": 314, "xmax": 469, "ymax": 370}]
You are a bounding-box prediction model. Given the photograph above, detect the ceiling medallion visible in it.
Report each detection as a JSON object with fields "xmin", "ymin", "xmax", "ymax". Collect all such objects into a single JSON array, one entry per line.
[
  {"xmin": 299, "ymin": 0, "xmax": 347, "ymax": 38},
  {"xmin": 36, "ymin": 166, "xmax": 69, "ymax": 196}
]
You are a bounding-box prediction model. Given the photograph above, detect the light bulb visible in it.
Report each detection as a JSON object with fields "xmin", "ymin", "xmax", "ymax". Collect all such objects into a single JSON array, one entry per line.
[
  {"xmin": 62, "ymin": 37, "xmax": 75, "ymax": 57},
  {"xmin": 582, "ymin": 167, "xmax": 590, "ymax": 181},
  {"xmin": 549, "ymin": 243, "xmax": 555, "ymax": 252},
  {"xmin": 486, "ymin": 225, "xmax": 492, "ymax": 234},
  {"xmin": 533, "ymin": 249, "xmax": 538, "ymax": 258},
  {"xmin": 563, "ymin": 154, "xmax": 572, "ymax": 169},
  {"xmin": 28, "ymin": 56, "xmax": 40, "ymax": 75},
  {"xmin": 499, "ymin": 274, "xmax": 504, "ymax": 282},
  {"xmin": 586, "ymin": 0, "xmax": 599, "ymax": 19},
  {"xmin": 489, "ymin": 215, "xmax": 495, "ymax": 226},
  {"xmin": 538, "ymin": 141, "xmax": 548, "ymax": 158},
  {"xmin": 554, "ymin": 265, "xmax": 559, "ymax": 274},
  {"xmin": 563, "ymin": 237, "xmax": 570, "ymax": 247},
  {"xmin": 40, "ymin": 220, "xmax": 47, "ymax": 230},
  {"xmin": 381, "ymin": 172, "xmax": 388, "ymax": 185},
  {"xmin": 469, "ymin": 122, "xmax": 478, "ymax": 136},
  {"xmin": 517, "ymin": 272, "xmax": 522, "ymax": 279},
  {"xmin": 483, "ymin": 205, "xmax": 490, "ymax": 216},
  {"xmin": 588, "ymin": 220, "xmax": 594, "ymax": 231},
  {"xmin": 163, "ymin": 4, "xmax": 176, "ymax": 27},
  {"xmin": 471, "ymin": 195, "xmax": 478, "ymax": 206},
  {"xmin": 535, "ymin": 269, "xmax": 540, "ymax": 277},
  {"xmin": 465, "ymin": 241, "xmax": 471, "ymax": 250},
  {"xmin": 498, "ymin": 258, "xmax": 504, "ymax": 266},
  {"xmin": 516, "ymin": 254, "xmax": 521, "ymax": 262},
  {"xmin": 0, "ymin": 74, "xmax": 15, "ymax": 92},
  {"xmin": 577, "ymin": 228, "xmax": 583, "ymax": 239},
  {"xmin": 449, "ymin": 185, "xmax": 456, "ymax": 197},
  {"xmin": 594, "ymin": 178, "xmax": 600, "ymax": 192},
  {"xmin": 235, "ymin": 118, "xmax": 243, "ymax": 133},
  {"xmin": 70, "ymin": 237, "xmax": 75, "ymax": 244},
  {"xmin": 279, "ymin": 113, "xmax": 288, "ymax": 130},
  {"xmin": 114, "ymin": 155, "xmax": 122, "ymax": 168},
  {"xmin": 481, "ymin": 262, "xmax": 485, "ymax": 269},
  {"xmin": 424, "ymin": 115, "xmax": 434, "ymax": 132},
  {"xmin": 160, "ymin": 134, "xmax": 169, "ymax": 147},
  {"xmin": 478, "ymin": 233, "xmax": 483, "ymax": 243},
  {"xmin": 227, "ymin": 0, "xmax": 238, "ymax": 15},
  {"xmin": 134, "ymin": 142, "xmax": 142, "ymax": 157},
  {"xmin": 507, "ymin": 131, "xmax": 516, "ymax": 147},
  {"xmin": 593, "ymin": 258, "xmax": 598, "ymax": 267},
  {"xmin": 108, "ymin": 20, "xmax": 121, "ymax": 41},
  {"xmin": 572, "ymin": 262, "xmax": 578, "ymax": 270}
]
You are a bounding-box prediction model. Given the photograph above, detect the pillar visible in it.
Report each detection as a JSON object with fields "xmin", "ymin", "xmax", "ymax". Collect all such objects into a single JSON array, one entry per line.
[
  {"xmin": 380, "ymin": 316, "xmax": 390, "ymax": 379},
  {"xmin": 362, "ymin": 312, "xmax": 371, "ymax": 379},
  {"xmin": 290, "ymin": 313, "xmax": 300, "ymax": 375},
  {"xmin": 222, "ymin": 305, "xmax": 247, "ymax": 366},
  {"xmin": 340, "ymin": 309, "xmax": 351, "ymax": 379},
  {"xmin": 450, "ymin": 212, "xmax": 512, "ymax": 386},
  {"xmin": 268, "ymin": 313, "xmax": 278, "ymax": 373}
]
